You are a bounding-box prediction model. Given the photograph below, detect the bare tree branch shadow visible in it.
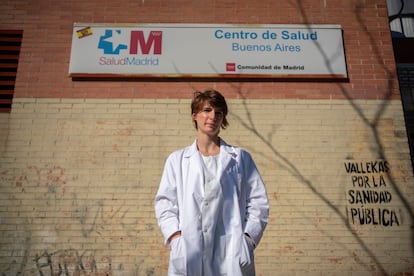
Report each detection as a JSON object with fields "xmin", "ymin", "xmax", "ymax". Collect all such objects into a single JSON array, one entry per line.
[{"xmin": 221, "ymin": 1, "xmax": 413, "ymax": 274}]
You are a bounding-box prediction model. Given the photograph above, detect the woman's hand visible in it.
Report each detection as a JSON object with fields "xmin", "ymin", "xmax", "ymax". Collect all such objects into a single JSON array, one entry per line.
[{"xmin": 168, "ymin": 231, "xmax": 182, "ymax": 243}]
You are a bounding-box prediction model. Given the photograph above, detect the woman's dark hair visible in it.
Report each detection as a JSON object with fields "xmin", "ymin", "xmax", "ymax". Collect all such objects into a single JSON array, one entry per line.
[{"xmin": 191, "ymin": 89, "xmax": 229, "ymax": 129}]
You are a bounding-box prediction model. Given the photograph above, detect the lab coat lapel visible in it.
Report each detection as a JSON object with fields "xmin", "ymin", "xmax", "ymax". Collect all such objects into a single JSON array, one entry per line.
[
  {"xmin": 219, "ymin": 139, "xmax": 238, "ymax": 178},
  {"xmin": 183, "ymin": 140, "xmax": 205, "ymax": 198}
]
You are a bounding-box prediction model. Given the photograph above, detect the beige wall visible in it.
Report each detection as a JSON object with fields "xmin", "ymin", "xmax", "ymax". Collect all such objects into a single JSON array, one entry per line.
[{"xmin": 0, "ymin": 97, "xmax": 412, "ymax": 275}]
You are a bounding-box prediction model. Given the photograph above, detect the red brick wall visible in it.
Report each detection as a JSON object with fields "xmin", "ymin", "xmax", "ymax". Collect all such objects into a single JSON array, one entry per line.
[{"xmin": 0, "ymin": 0, "xmax": 400, "ymax": 100}]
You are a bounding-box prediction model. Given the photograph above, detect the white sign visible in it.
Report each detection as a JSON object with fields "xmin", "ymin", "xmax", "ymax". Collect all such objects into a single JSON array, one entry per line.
[{"xmin": 69, "ymin": 23, "xmax": 347, "ymax": 79}]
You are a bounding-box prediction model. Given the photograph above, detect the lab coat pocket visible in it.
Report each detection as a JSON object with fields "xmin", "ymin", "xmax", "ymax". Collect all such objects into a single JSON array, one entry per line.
[
  {"xmin": 169, "ymin": 237, "xmax": 185, "ymax": 275},
  {"xmin": 240, "ymin": 235, "xmax": 254, "ymax": 270}
]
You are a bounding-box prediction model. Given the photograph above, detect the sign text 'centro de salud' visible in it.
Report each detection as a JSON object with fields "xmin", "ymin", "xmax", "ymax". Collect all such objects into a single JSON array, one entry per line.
[{"xmin": 69, "ymin": 23, "xmax": 348, "ymax": 79}]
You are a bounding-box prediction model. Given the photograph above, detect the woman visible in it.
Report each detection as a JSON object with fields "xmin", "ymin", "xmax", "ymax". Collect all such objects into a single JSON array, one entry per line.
[{"xmin": 154, "ymin": 89, "xmax": 269, "ymax": 276}]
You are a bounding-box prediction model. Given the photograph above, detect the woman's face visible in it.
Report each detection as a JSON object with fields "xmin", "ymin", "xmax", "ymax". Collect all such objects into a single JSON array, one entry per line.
[{"xmin": 192, "ymin": 102, "xmax": 224, "ymax": 137}]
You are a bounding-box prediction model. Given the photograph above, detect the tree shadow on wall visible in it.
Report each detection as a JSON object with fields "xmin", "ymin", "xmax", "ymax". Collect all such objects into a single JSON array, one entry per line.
[{"xmin": 220, "ymin": 0, "xmax": 413, "ymax": 275}]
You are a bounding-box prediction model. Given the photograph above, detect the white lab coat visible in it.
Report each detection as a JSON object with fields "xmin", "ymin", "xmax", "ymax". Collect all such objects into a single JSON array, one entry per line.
[{"xmin": 155, "ymin": 139, "xmax": 269, "ymax": 276}]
